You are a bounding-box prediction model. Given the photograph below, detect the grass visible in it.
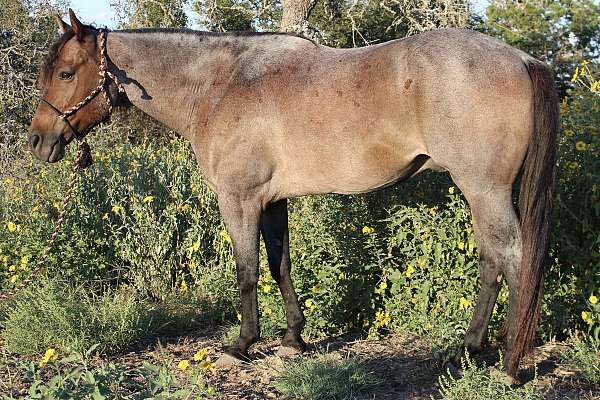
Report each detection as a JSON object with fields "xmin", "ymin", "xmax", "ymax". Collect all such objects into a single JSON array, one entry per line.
[
  {"xmin": 273, "ymin": 353, "xmax": 380, "ymax": 400},
  {"xmin": 437, "ymin": 353, "xmax": 542, "ymax": 400},
  {"xmin": 561, "ymin": 335, "xmax": 600, "ymax": 384},
  {"xmin": 0, "ymin": 279, "xmax": 224, "ymax": 356},
  {"xmin": 0, "ymin": 280, "xmax": 149, "ymax": 355}
]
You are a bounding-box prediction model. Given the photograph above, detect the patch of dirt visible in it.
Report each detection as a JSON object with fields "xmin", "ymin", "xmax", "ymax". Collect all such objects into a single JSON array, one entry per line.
[
  {"xmin": 128, "ymin": 330, "xmax": 599, "ymax": 399},
  {"xmin": 3, "ymin": 329, "xmax": 597, "ymax": 399}
]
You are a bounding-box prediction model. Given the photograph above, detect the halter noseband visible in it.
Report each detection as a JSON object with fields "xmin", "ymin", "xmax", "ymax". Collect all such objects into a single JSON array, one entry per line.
[{"xmin": 39, "ymin": 28, "xmax": 122, "ymax": 141}]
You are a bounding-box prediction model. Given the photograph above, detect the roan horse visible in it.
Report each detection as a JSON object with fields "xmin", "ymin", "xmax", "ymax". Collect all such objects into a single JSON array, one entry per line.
[{"xmin": 28, "ymin": 9, "xmax": 558, "ymax": 378}]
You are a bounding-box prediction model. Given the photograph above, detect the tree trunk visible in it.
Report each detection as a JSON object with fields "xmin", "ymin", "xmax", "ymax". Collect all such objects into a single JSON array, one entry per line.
[{"xmin": 280, "ymin": 0, "xmax": 317, "ymax": 33}]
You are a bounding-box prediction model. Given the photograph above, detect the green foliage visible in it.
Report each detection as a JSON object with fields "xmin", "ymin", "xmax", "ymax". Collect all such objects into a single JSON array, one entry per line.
[
  {"xmin": 0, "ymin": 347, "xmax": 213, "ymax": 399},
  {"xmin": 437, "ymin": 353, "xmax": 542, "ymax": 400},
  {"xmin": 273, "ymin": 353, "xmax": 379, "ymax": 400},
  {"xmin": 483, "ymin": 0, "xmax": 600, "ymax": 95},
  {"xmin": 562, "ymin": 335, "xmax": 600, "ymax": 384},
  {"xmin": 547, "ymin": 64, "xmax": 600, "ymax": 340},
  {"xmin": 111, "ymin": 0, "xmax": 189, "ymax": 28}
]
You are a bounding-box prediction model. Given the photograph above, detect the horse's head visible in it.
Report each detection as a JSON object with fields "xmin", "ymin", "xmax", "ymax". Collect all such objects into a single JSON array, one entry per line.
[{"xmin": 28, "ymin": 9, "xmax": 118, "ymax": 163}]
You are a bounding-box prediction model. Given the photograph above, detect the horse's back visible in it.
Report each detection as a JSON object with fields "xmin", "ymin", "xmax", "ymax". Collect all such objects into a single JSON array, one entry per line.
[{"xmin": 206, "ymin": 29, "xmax": 540, "ymax": 199}]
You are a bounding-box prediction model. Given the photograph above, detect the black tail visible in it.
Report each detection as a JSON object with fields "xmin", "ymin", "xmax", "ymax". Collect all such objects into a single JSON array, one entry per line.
[{"xmin": 507, "ymin": 59, "xmax": 559, "ymax": 377}]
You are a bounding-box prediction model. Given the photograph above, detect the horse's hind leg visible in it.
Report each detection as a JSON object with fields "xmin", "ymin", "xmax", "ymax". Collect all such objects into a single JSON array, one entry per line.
[
  {"xmin": 260, "ymin": 199, "xmax": 307, "ymax": 352},
  {"xmin": 457, "ymin": 185, "xmax": 522, "ymax": 359}
]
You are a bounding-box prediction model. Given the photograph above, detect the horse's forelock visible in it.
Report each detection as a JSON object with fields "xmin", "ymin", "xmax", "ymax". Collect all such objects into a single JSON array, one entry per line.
[{"xmin": 38, "ymin": 25, "xmax": 95, "ymax": 92}]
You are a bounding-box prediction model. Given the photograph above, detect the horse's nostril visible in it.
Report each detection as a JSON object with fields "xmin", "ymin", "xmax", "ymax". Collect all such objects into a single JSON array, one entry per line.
[{"xmin": 29, "ymin": 134, "xmax": 40, "ymax": 150}]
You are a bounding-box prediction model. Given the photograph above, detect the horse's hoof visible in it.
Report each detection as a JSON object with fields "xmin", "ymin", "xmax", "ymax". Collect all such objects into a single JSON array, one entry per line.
[
  {"xmin": 281, "ymin": 336, "xmax": 307, "ymax": 353},
  {"xmin": 216, "ymin": 352, "xmax": 243, "ymax": 368},
  {"xmin": 277, "ymin": 345, "xmax": 303, "ymax": 357},
  {"xmin": 445, "ymin": 360, "xmax": 463, "ymax": 377},
  {"xmin": 490, "ymin": 366, "xmax": 521, "ymax": 386},
  {"xmin": 216, "ymin": 351, "xmax": 246, "ymax": 368}
]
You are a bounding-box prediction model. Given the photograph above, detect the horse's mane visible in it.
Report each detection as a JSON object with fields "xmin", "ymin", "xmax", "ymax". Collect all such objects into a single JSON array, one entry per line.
[
  {"xmin": 117, "ymin": 27, "xmax": 315, "ymax": 44},
  {"xmin": 39, "ymin": 26, "xmax": 317, "ymax": 91}
]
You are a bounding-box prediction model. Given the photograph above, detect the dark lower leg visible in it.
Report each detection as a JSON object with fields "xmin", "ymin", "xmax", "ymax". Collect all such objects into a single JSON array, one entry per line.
[
  {"xmin": 261, "ymin": 199, "xmax": 306, "ymax": 351},
  {"xmin": 464, "ymin": 258, "xmax": 502, "ymax": 353}
]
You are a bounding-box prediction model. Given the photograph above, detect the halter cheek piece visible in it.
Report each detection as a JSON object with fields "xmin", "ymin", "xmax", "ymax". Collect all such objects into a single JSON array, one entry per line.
[{"xmin": 39, "ymin": 28, "xmax": 123, "ymax": 141}]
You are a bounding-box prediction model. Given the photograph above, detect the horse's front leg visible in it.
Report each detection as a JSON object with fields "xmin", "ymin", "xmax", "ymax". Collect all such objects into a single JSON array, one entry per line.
[{"xmin": 217, "ymin": 193, "xmax": 261, "ymax": 361}]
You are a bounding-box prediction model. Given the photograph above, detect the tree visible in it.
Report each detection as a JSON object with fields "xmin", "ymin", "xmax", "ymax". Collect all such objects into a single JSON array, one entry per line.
[
  {"xmin": 482, "ymin": 0, "xmax": 600, "ymax": 95},
  {"xmin": 111, "ymin": 0, "xmax": 189, "ymax": 28},
  {"xmin": 0, "ymin": 0, "xmax": 68, "ymax": 171}
]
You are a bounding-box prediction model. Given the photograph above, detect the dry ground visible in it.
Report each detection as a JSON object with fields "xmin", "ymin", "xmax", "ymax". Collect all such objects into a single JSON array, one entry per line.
[{"xmin": 112, "ymin": 330, "xmax": 599, "ymax": 400}]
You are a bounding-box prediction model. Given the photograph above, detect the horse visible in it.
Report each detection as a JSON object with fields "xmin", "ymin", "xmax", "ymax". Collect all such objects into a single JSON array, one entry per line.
[{"xmin": 28, "ymin": 9, "xmax": 559, "ymax": 378}]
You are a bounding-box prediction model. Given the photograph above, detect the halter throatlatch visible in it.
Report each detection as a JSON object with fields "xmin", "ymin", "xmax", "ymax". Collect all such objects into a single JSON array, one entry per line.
[{"xmin": 39, "ymin": 28, "xmax": 123, "ymax": 142}]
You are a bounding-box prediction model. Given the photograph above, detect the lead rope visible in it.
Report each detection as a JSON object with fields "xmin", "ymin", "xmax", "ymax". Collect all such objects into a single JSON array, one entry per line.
[{"xmin": 0, "ymin": 141, "xmax": 88, "ymax": 302}]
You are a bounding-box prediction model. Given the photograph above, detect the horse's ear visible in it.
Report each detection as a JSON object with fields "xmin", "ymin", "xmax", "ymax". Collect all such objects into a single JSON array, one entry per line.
[
  {"xmin": 56, "ymin": 14, "xmax": 71, "ymax": 34},
  {"xmin": 68, "ymin": 8, "xmax": 84, "ymax": 42}
]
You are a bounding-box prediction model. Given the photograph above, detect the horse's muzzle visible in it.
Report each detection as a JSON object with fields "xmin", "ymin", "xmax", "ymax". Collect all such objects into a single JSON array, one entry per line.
[{"xmin": 28, "ymin": 131, "xmax": 66, "ymax": 163}]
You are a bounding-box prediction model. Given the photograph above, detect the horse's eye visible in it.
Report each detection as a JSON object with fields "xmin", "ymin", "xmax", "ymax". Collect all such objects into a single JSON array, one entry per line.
[{"xmin": 59, "ymin": 71, "xmax": 74, "ymax": 80}]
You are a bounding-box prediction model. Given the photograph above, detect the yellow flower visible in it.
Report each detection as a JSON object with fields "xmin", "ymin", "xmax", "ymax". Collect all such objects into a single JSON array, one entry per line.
[
  {"xmin": 7, "ymin": 222, "xmax": 17, "ymax": 232},
  {"xmin": 20, "ymin": 256, "xmax": 29, "ymax": 269},
  {"xmin": 571, "ymin": 66, "xmax": 580, "ymax": 82},
  {"xmin": 304, "ymin": 298, "xmax": 316, "ymax": 311},
  {"xmin": 193, "ymin": 348, "xmax": 209, "ymax": 362},
  {"xmin": 40, "ymin": 348, "xmax": 58, "ymax": 365},
  {"xmin": 589, "ymin": 295, "xmax": 598, "ymax": 305},
  {"xmin": 111, "ymin": 205, "xmax": 122, "ymax": 214},
  {"xmin": 428, "ymin": 207, "xmax": 438, "ymax": 215},
  {"xmin": 10, "ymin": 275, "xmax": 18, "ymax": 283},
  {"xmin": 237, "ymin": 312, "xmax": 242, "ymax": 321},
  {"xmin": 177, "ymin": 359, "xmax": 190, "ymax": 371},
  {"xmin": 180, "ymin": 203, "xmax": 191, "ymax": 213},
  {"xmin": 375, "ymin": 310, "xmax": 391, "ymax": 327},
  {"xmin": 262, "ymin": 284, "xmax": 272, "ymax": 293},
  {"xmin": 263, "ymin": 306, "xmax": 273, "ymax": 316},
  {"xmin": 200, "ymin": 360, "xmax": 216, "ymax": 373},
  {"xmin": 207, "ymin": 386, "xmax": 216, "ymax": 395},
  {"xmin": 568, "ymin": 161, "xmax": 579, "ymax": 170},
  {"xmin": 405, "ymin": 265, "xmax": 416, "ymax": 278},
  {"xmin": 219, "ymin": 229, "xmax": 232, "ymax": 243},
  {"xmin": 459, "ymin": 297, "xmax": 472, "ymax": 310},
  {"xmin": 448, "ymin": 186, "xmax": 455, "ymax": 194},
  {"xmin": 576, "ymin": 141, "xmax": 587, "ymax": 151},
  {"xmin": 101, "ymin": 213, "xmax": 109, "ymax": 220},
  {"xmin": 143, "ymin": 195, "xmax": 154, "ymax": 204},
  {"xmin": 9, "ymin": 265, "xmax": 16, "ymax": 272},
  {"xmin": 592, "ymin": 80, "xmax": 600, "ymax": 92},
  {"xmin": 378, "ymin": 281, "xmax": 387, "ymax": 291},
  {"xmin": 582, "ymin": 311, "xmax": 590, "ymax": 321},
  {"xmin": 362, "ymin": 226, "xmax": 374, "ymax": 234},
  {"xmin": 180, "ymin": 279, "xmax": 188, "ymax": 294},
  {"xmin": 457, "ymin": 242, "xmax": 465, "ymax": 251},
  {"xmin": 189, "ymin": 240, "xmax": 201, "ymax": 253}
]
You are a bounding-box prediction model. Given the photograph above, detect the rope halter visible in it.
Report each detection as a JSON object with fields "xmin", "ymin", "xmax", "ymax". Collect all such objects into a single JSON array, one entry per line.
[{"xmin": 39, "ymin": 28, "xmax": 123, "ymax": 141}]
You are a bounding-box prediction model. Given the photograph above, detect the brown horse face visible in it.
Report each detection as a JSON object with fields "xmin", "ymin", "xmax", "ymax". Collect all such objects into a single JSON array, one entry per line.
[{"xmin": 28, "ymin": 11, "xmax": 108, "ymax": 163}]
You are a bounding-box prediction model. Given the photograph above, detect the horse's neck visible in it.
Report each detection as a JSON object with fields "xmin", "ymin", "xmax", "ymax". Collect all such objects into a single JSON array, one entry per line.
[{"xmin": 107, "ymin": 31, "xmax": 239, "ymax": 139}]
